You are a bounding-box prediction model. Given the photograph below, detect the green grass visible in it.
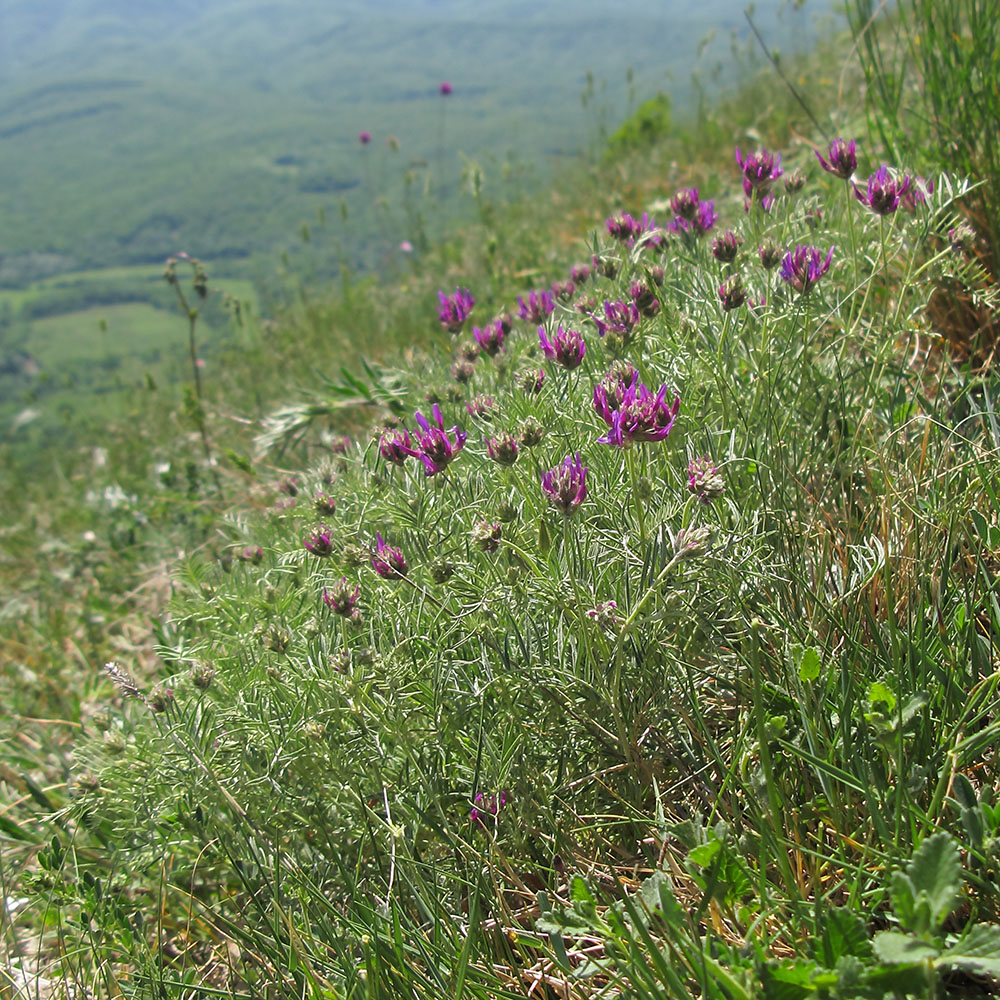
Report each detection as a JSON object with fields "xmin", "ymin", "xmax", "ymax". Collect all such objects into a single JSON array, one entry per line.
[{"xmin": 3, "ymin": 7, "xmax": 1000, "ymax": 999}]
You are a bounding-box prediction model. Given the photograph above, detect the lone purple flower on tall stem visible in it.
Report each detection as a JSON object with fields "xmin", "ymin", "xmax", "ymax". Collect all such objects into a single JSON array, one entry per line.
[
  {"xmin": 542, "ymin": 453, "xmax": 588, "ymax": 515},
  {"xmin": 779, "ymin": 245, "xmax": 834, "ymax": 294},
  {"xmin": 736, "ymin": 147, "xmax": 783, "ymax": 198},
  {"xmin": 539, "ymin": 325, "xmax": 586, "ymax": 370},
  {"xmin": 403, "ymin": 404, "xmax": 467, "ymax": 476},
  {"xmin": 853, "ymin": 166, "xmax": 912, "ymax": 216},
  {"xmin": 438, "ymin": 287, "xmax": 475, "ymax": 333},
  {"xmin": 816, "ymin": 138, "xmax": 857, "ymax": 179}
]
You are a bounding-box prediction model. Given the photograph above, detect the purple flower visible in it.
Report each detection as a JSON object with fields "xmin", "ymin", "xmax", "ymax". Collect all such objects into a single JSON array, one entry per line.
[
  {"xmin": 667, "ymin": 200, "xmax": 718, "ymax": 237},
  {"xmin": 712, "ymin": 230, "xmax": 743, "ymax": 263},
  {"xmin": 551, "ymin": 279, "xmax": 575, "ymax": 302},
  {"xmin": 379, "ymin": 428, "xmax": 412, "ymax": 466},
  {"xmin": 314, "ymin": 492, "xmax": 337, "ymax": 516},
  {"xmin": 594, "ymin": 376, "xmax": 680, "ymax": 447},
  {"xmin": 606, "ymin": 212, "xmax": 642, "ymax": 241},
  {"xmin": 899, "ymin": 176, "xmax": 934, "ymax": 213},
  {"xmin": 779, "ymin": 245, "xmax": 834, "ymax": 294},
  {"xmin": 517, "ymin": 368, "xmax": 545, "ymax": 394},
  {"xmin": 466, "ymin": 394, "xmax": 496, "ymax": 418},
  {"xmin": 541, "ymin": 453, "xmax": 588, "ymax": 515},
  {"xmin": 629, "ymin": 281, "xmax": 659, "ymax": 317},
  {"xmin": 570, "ymin": 263, "xmax": 592, "ymax": 284},
  {"xmin": 597, "ymin": 362, "xmax": 640, "ymax": 413},
  {"xmin": 688, "ymin": 457, "xmax": 725, "ymax": 502},
  {"xmin": 816, "ymin": 138, "xmax": 857, "ymax": 179},
  {"xmin": 304, "ymin": 525, "xmax": 335, "ymax": 557},
  {"xmin": 592, "ymin": 299, "xmax": 640, "ymax": 342},
  {"xmin": 439, "ymin": 81, "xmax": 453, "ymax": 96},
  {"xmin": 736, "ymin": 147, "xmax": 783, "ymax": 197},
  {"xmin": 371, "ymin": 533, "xmax": 407, "ymax": 578},
  {"xmin": 586, "ymin": 601, "xmax": 621, "ymax": 631},
  {"xmin": 759, "ymin": 240, "xmax": 784, "ymax": 270},
  {"xmin": 539, "ymin": 325, "xmax": 586, "ymax": 370},
  {"xmin": 238, "ymin": 545, "xmax": 263, "ymax": 565},
  {"xmin": 358, "ymin": 131, "xmax": 372, "ymax": 145},
  {"xmin": 278, "ymin": 476, "xmax": 299, "ymax": 497},
  {"xmin": 517, "ymin": 290, "xmax": 556, "ymax": 324},
  {"xmin": 718, "ymin": 274, "xmax": 747, "ymax": 311},
  {"xmin": 470, "ymin": 790, "xmax": 507, "ymax": 826},
  {"xmin": 853, "ymin": 165, "xmax": 912, "ymax": 216},
  {"xmin": 472, "ymin": 319, "xmax": 507, "ymax": 358},
  {"xmin": 486, "ymin": 433, "xmax": 519, "ymax": 466},
  {"xmin": 403, "ymin": 404, "xmax": 467, "ymax": 476},
  {"xmin": 323, "ymin": 577, "xmax": 360, "ymax": 617},
  {"xmin": 437, "ymin": 287, "xmax": 475, "ymax": 333},
  {"xmin": 670, "ymin": 187, "xmax": 700, "ymax": 221}
]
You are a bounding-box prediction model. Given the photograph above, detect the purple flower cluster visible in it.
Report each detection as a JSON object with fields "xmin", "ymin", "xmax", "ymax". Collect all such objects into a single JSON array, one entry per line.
[
  {"xmin": 473, "ymin": 319, "xmax": 506, "ymax": 356},
  {"xmin": 605, "ymin": 212, "xmax": 661, "ymax": 250},
  {"xmin": 438, "ymin": 287, "xmax": 475, "ymax": 333},
  {"xmin": 594, "ymin": 371, "xmax": 680, "ymax": 448},
  {"xmin": 539, "ymin": 325, "xmax": 586, "ymax": 369},
  {"xmin": 402, "ymin": 404, "xmax": 467, "ymax": 475},
  {"xmin": 517, "ymin": 289, "xmax": 556, "ymax": 324},
  {"xmin": 665, "ymin": 187, "xmax": 718, "ymax": 237},
  {"xmin": 718, "ymin": 274, "xmax": 747, "ymax": 311},
  {"xmin": 541, "ymin": 453, "xmax": 588, "ymax": 515},
  {"xmin": 486, "ymin": 433, "xmax": 519, "ymax": 466},
  {"xmin": 379, "ymin": 428, "xmax": 412, "ymax": 465},
  {"xmin": 323, "ymin": 578, "xmax": 360, "ymax": 617},
  {"xmin": 371, "ymin": 533, "xmax": 407, "ymax": 578},
  {"xmin": 470, "ymin": 790, "xmax": 507, "ymax": 826},
  {"xmin": 688, "ymin": 457, "xmax": 725, "ymax": 503},
  {"xmin": 779, "ymin": 245, "xmax": 834, "ymax": 294},
  {"xmin": 592, "ymin": 299, "xmax": 640, "ymax": 341},
  {"xmin": 303, "ymin": 525, "xmax": 334, "ymax": 556}
]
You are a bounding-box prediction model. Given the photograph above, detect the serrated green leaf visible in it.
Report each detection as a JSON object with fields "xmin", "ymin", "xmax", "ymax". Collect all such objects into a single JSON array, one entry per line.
[
  {"xmin": 936, "ymin": 924, "xmax": 1000, "ymax": 976},
  {"xmin": 889, "ymin": 871, "xmax": 917, "ymax": 928},
  {"xmin": 899, "ymin": 691, "xmax": 929, "ymax": 726},
  {"xmin": 760, "ymin": 960, "xmax": 814, "ymax": 1000},
  {"xmin": 872, "ymin": 931, "xmax": 940, "ymax": 965},
  {"xmin": 908, "ymin": 832, "xmax": 961, "ymax": 928},
  {"xmin": 797, "ymin": 646, "xmax": 821, "ymax": 682}
]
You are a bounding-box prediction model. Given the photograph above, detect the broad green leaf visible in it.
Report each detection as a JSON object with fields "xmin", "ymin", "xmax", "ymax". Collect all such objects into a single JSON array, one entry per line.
[
  {"xmin": 797, "ymin": 646, "xmax": 821, "ymax": 682},
  {"xmin": 867, "ymin": 681, "xmax": 896, "ymax": 716},
  {"xmin": 689, "ymin": 838, "xmax": 723, "ymax": 868},
  {"xmin": 872, "ymin": 931, "xmax": 940, "ymax": 965},
  {"xmin": 816, "ymin": 907, "xmax": 871, "ymax": 967},
  {"xmin": 908, "ymin": 832, "xmax": 961, "ymax": 928},
  {"xmin": 952, "ymin": 773, "xmax": 979, "ymax": 811},
  {"xmin": 889, "ymin": 871, "xmax": 917, "ymax": 928}
]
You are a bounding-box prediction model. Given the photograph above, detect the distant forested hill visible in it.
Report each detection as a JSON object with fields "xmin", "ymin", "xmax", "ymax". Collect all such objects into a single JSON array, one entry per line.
[{"xmin": 0, "ymin": 0, "xmax": 828, "ymax": 282}]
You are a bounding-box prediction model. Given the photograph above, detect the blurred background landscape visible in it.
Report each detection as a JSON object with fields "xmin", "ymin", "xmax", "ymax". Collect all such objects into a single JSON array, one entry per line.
[{"xmin": 0, "ymin": 0, "xmax": 831, "ymax": 457}]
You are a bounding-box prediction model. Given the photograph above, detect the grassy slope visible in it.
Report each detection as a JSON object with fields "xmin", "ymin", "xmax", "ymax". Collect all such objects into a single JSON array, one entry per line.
[{"xmin": 4, "ymin": 7, "xmax": 999, "ymax": 998}]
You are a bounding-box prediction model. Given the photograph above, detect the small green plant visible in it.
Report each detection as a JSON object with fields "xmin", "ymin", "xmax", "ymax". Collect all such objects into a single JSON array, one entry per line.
[{"xmin": 605, "ymin": 92, "xmax": 672, "ymax": 159}]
